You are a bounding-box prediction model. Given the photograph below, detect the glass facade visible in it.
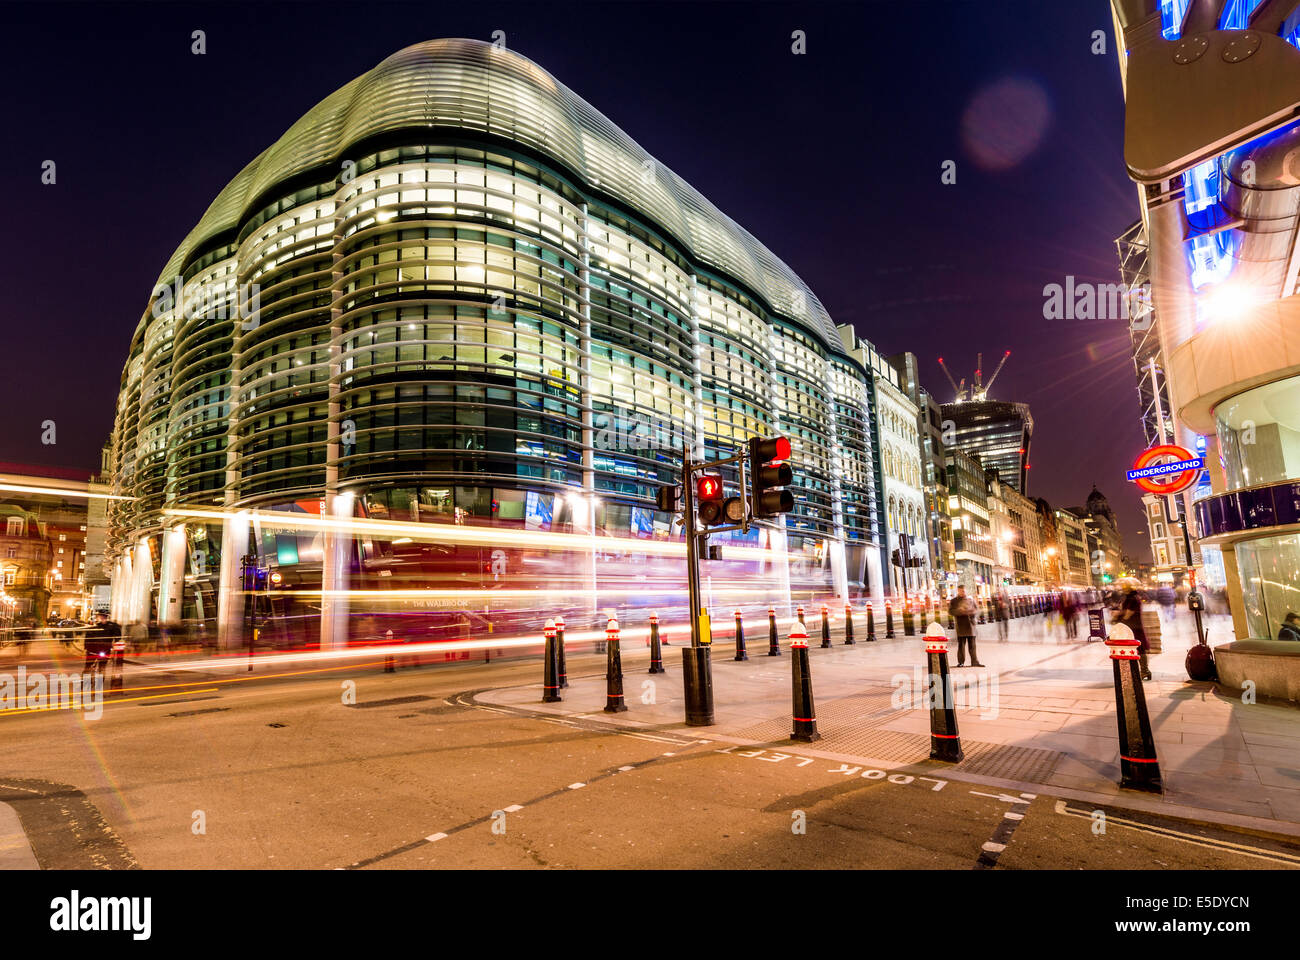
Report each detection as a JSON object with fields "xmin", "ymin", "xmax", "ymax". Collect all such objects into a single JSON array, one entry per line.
[
  {"xmin": 1235, "ymin": 532, "xmax": 1300, "ymax": 641},
  {"xmin": 105, "ymin": 39, "xmax": 884, "ymax": 629},
  {"xmin": 1215, "ymin": 375, "xmax": 1300, "ymax": 493}
]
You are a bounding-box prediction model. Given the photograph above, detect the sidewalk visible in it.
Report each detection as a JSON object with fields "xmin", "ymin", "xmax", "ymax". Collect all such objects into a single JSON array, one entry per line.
[
  {"xmin": 477, "ymin": 609, "xmax": 1300, "ymax": 836},
  {"xmin": 0, "ymin": 803, "xmax": 39, "ymax": 869}
]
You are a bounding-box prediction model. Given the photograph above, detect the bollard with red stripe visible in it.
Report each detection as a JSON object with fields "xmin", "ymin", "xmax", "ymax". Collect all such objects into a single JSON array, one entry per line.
[
  {"xmin": 844, "ymin": 603, "xmax": 855, "ymax": 644},
  {"xmin": 789, "ymin": 621, "xmax": 820, "ymax": 742},
  {"xmin": 767, "ymin": 607, "xmax": 781, "ymax": 657},
  {"xmin": 648, "ymin": 611, "xmax": 665, "ymax": 674},
  {"xmin": 542, "ymin": 618, "xmax": 562, "ymax": 703},
  {"xmin": 903, "ymin": 599, "xmax": 916, "ymax": 636},
  {"xmin": 603, "ymin": 615, "xmax": 627, "ymax": 712},
  {"xmin": 866, "ymin": 600, "xmax": 877, "ymax": 641},
  {"xmin": 733, "ymin": 609, "xmax": 749, "ymax": 661},
  {"xmin": 796, "ymin": 605, "xmax": 805, "ymax": 626},
  {"xmin": 923, "ymin": 621, "xmax": 963, "ymax": 762},
  {"xmin": 885, "ymin": 600, "xmax": 896, "ymax": 638},
  {"xmin": 555, "ymin": 614, "xmax": 569, "ymax": 688},
  {"xmin": 1106, "ymin": 623, "xmax": 1162, "ymax": 793},
  {"xmin": 820, "ymin": 604, "xmax": 832, "ymax": 648}
]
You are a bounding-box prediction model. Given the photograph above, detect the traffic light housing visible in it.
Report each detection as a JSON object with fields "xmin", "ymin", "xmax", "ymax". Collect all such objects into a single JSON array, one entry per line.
[
  {"xmin": 696, "ymin": 473, "xmax": 725, "ymax": 526},
  {"xmin": 655, "ymin": 482, "xmax": 681, "ymax": 513},
  {"xmin": 748, "ymin": 436, "xmax": 794, "ymax": 518}
]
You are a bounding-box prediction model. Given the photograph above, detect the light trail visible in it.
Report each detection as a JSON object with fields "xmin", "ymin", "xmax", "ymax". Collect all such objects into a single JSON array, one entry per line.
[{"xmin": 161, "ymin": 505, "xmax": 800, "ymax": 565}]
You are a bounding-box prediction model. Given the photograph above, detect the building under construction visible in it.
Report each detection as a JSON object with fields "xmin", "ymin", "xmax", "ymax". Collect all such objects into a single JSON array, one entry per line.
[{"xmin": 938, "ymin": 352, "xmax": 1034, "ymax": 495}]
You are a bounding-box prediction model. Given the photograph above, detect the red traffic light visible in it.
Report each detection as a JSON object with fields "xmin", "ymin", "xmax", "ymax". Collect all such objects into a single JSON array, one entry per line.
[{"xmin": 697, "ymin": 474, "xmax": 723, "ymax": 500}]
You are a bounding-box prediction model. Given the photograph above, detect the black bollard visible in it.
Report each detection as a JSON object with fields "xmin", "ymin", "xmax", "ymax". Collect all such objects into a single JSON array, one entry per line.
[
  {"xmin": 767, "ymin": 606, "xmax": 781, "ymax": 656},
  {"xmin": 885, "ymin": 600, "xmax": 896, "ymax": 638},
  {"xmin": 978, "ymin": 597, "xmax": 987, "ymax": 624},
  {"xmin": 682, "ymin": 645, "xmax": 714, "ymax": 726},
  {"xmin": 923, "ymin": 622, "xmax": 963, "ymax": 762},
  {"xmin": 555, "ymin": 614, "xmax": 569, "ymax": 688},
  {"xmin": 542, "ymin": 618, "xmax": 562, "ymax": 703},
  {"xmin": 866, "ymin": 601, "xmax": 877, "ymax": 641},
  {"xmin": 820, "ymin": 604, "xmax": 832, "ymax": 648},
  {"xmin": 603, "ymin": 616, "xmax": 627, "ymax": 713},
  {"xmin": 1107, "ymin": 623, "xmax": 1162, "ymax": 793},
  {"xmin": 844, "ymin": 603, "xmax": 855, "ymax": 644},
  {"xmin": 648, "ymin": 611, "xmax": 665, "ymax": 674},
  {"xmin": 734, "ymin": 609, "xmax": 749, "ymax": 661},
  {"xmin": 789, "ymin": 621, "xmax": 820, "ymax": 742}
]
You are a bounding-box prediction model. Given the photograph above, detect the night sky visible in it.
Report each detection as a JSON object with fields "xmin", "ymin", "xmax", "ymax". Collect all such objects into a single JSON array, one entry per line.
[{"xmin": 0, "ymin": 0, "xmax": 1151, "ymax": 545}]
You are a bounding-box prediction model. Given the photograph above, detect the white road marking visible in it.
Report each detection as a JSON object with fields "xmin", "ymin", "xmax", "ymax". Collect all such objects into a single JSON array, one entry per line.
[
  {"xmin": 568, "ymin": 782, "xmax": 585, "ymax": 790},
  {"xmin": 971, "ymin": 790, "xmax": 1030, "ymax": 804},
  {"xmin": 982, "ymin": 841, "xmax": 1006, "ymax": 853},
  {"xmin": 503, "ymin": 804, "xmax": 524, "ymax": 813},
  {"xmin": 618, "ymin": 765, "xmax": 634, "ymax": 772},
  {"xmin": 1052, "ymin": 800, "xmax": 1300, "ymax": 865},
  {"xmin": 663, "ymin": 752, "xmax": 675, "ymax": 756},
  {"xmin": 425, "ymin": 832, "xmax": 448, "ymax": 843},
  {"xmin": 1004, "ymin": 812, "xmax": 1025, "ymax": 821}
]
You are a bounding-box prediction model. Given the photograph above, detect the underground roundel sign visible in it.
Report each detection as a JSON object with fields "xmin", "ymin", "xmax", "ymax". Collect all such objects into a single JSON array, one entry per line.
[{"xmin": 1126, "ymin": 444, "xmax": 1203, "ymax": 495}]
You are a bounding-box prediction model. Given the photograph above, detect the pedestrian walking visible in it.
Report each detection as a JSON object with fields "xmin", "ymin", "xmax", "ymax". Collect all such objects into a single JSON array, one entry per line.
[
  {"xmin": 947, "ymin": 586, "xmax": 983, "ymax": 667},
  {"xmin": 1277, "ymin": 612, "xmax": 1300, "ymax": 642},
  {"xmin": 994, "ymin": 592, "xmax": 1009, "ymax": 641},
  {"xmin": 1112, "ymin": 583, "xmax": 1152, "ymax": 680},
  {"xmin": 1062, "ymin": 592, "xmax": 1079, "ymax": 638},
  {"xmin": 84, "ymin": 611, "xmax": 119, "ymax": 677}
]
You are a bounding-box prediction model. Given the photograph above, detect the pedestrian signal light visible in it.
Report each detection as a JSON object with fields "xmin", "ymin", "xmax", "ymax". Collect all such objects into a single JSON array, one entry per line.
[{"xmin": 697, "ymin": 474, "xmax": 725, "ymax": 526}]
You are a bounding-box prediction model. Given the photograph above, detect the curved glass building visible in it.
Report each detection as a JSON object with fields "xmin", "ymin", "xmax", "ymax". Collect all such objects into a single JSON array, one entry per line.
[{"xmin": 106, "ymin": 39, "xmax": 885, "ymax": 644}]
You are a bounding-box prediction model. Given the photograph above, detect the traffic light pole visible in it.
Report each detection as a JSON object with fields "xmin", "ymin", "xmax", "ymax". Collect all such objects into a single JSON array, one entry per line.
[{"xmin": 683, "ymin": 443, "xmax": 705, "ymax": 649}]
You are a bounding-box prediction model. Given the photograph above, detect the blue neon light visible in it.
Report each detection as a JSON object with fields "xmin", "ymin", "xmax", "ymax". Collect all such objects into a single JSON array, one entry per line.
[
  {"xmin": 1182, "ymin": 158, "xmax": 1239, "ymax": 290},
  {"xmin": 1285, "ymin": 10, "xmax": 1300, "ymax": 49},
  {"xmin": 1161, "ymin": 0, "xmax": 1191, "ymax": 39},
  {"xmin": 1219, "ymin": 0, "xmax": 1263, "ymax": 30},
  {"xmin": 1188, "ymin": 232, "xmax": 1239, "ymax": 290}
]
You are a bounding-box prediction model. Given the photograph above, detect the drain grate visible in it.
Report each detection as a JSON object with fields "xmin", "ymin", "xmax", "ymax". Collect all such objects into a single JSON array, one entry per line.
[
  {"xmin": 730, "ymin": 691, "xmax": 900, "ymax": 742},
  {"xmin": 347, "ymin": 695, "xmax": 435, "ymax": 710},
  {"xmin": 728, "ymin": 707, "xmax": 1062, "ymax": 783}
]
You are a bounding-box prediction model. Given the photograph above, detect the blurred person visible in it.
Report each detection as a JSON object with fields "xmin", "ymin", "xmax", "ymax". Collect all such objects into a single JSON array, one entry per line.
[
  {"xmin": 1112, "ymin": 583, "xmax": 1152, "ymax": 680},
  {"xmin": 1278, "ymin": 613, "xmax": 1300, "ymax": 642},
  {"xmin": 84, "ymin": 611, "xmax": 119, "ymax": 677},
  {"xmin": 948, "ymin": 586, "xmax": 983, "ymax": 667},
  {"xmin": 993, "ymin": 591, "xmax": 1009, "ymax": 641},
  {"xmin": 1062, "ymin": 591, "xmax": 1079, "ymax": 638}
]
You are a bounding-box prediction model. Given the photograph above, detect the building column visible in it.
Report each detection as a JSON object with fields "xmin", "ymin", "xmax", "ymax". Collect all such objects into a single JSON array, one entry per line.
[
  {"xmin": 578, "ymin": 204, "xmax": 599, "ymax": 620},
  {"xmin": 158, "ymin": 525, "xmax": 187, "ymax": 626},
  {"xmin": 130, "ymin": 539, "xmax": 153, "ymax": 624},
  {"xmin": 110, "ymin": 552, "xmax": 130, "ymax": 622},
  {"xmin": 865, "ymin": 545, "xmax": 885, "ymax": 607},
  {"xmin": 828, "ymin": 538, "xmax": 849, "ymax": 605},
  {"xmin": 216, "ymin": 511, "xmax": 249, "ymax": 649},
  {"xmin": 1218, "ymin": 546, "xmax": 1251, "ymax": 642},
  {"xmin": 320, "ymin": 491, "xmax": 355, "ymax": 650}
]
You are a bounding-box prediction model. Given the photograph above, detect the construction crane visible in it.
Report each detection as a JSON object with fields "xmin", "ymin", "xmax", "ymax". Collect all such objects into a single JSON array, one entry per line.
[{"xmin": 937, "ymin": 351, "xmax": 1011, "ymax": 403}]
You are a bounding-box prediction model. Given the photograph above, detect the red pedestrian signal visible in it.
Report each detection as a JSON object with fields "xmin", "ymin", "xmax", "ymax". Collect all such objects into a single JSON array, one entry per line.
[{"xmin": 697, "ymin": 473, "xmax": 725, "ymax": 526}]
